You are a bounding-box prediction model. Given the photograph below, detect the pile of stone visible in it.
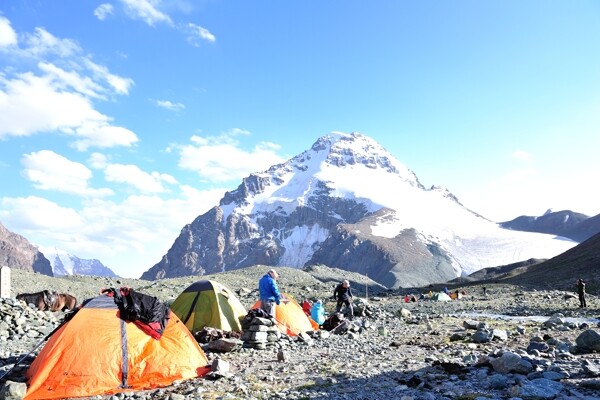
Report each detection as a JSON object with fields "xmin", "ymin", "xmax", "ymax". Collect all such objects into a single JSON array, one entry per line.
[
  {"xmin": 194, "ymin": 327, "xmax": 243, "ymax": 354},
  {"xmin": 0, "ymin": 297, "xmax": 64, "ymax": 384},
  {"xmin": 0, "ymin": 298, "xmax": 62, "ymax": 353},
  {"xmin": 193, "ymin": 326, "xmax": 241, "ymax": 344},
  {"xmin": 240, "ymin": 316, "xmax": 282, "ymax": 350}
]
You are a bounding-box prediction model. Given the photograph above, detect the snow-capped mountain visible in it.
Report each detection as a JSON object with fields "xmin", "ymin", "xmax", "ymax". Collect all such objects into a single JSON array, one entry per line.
[
  {"xmin": 141, "ymin": 132, "xmax": 577, "ymax": 288},
  {"xmin": 41, "ymin": 247, "xmax": 119, "ymax": 277}
]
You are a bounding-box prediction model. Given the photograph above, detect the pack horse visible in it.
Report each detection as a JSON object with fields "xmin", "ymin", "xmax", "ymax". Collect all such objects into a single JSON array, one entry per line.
[{"xmin": 16, "ymin": 290, "xmax": 77, "ymax": 311}]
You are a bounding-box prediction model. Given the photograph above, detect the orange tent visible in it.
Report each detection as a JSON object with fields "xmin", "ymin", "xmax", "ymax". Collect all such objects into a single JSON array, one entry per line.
[
  {"xmin": 252, "ymin": 294, "xmax": 319, "ymax": 336},
  {"xmin": 24, "ymin": 295, "xmax": 209, "ymax": 400}
]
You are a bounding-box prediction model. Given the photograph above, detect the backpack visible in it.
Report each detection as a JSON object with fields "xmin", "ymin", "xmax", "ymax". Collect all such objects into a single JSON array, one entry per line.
[
  {"xmin": 321, "ymin": 313, "xmax": 344, "ymax": 331},
  {"xmin": 241, "ymin": 308, "xmax": 272, "ymax": 330},
  {"xmin": 102, "ymin": 287, "xmax": 169, "ymax": 339}
]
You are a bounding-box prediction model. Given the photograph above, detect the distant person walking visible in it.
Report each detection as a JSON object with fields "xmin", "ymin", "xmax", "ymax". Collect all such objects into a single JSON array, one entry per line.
[
  {"xmin": 258, "ymin": 269, "xmax": 288, "ymax": 319},
  {"xmin": 576, "ymin": 278, "xmax": 587, "ymax": 308},
  {"xmin": 333, "ymin": 280, "xmax": 354, "ymax": 319}
]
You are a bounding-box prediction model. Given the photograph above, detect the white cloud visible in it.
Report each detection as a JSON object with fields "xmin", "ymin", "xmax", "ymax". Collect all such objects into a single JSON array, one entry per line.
[
  {"xmin": 186, "ymin": 23, "xmax": 216, "ymax": 46},
  {"xmin": 228, "ymin": 128, "xmax": 251, "ymax": 137},
  {"xmin": 120, "ymin": 0, "xmax": 173, "ymax": 26},
  {"xmin": 94, "ymin": 4, "xmax": 115, "ymax": 20},
  {"xmin": 21, "ymin": 150, "xmax": 113, "ymax": 197},
  {"xmin": 156, "ymin": 99, "xmax": 185, "ymax": 111},
  {"xmin": 0, "ymin": 186, "xmax": 226, "ymax": 278},
  {"xmin": 38, "ymin": 62, "xmax": 105, "ymax": 99},
  {"xmin": 177, "ymin": 131, "xmax": 285, "ymax": 182},
  {"xmin": 88, "ymin": 152, "xmax": 109, "ymax": 169},
  {"xmin": 0, "ymin": 71, "xmax": 138, "ymax": 149},
  {"xmin": 0, "ymin": 196, "xmax": 85, "ymax": 230},
  {"xmin": 0, "ymin": 16, "xmax": 18, "ymax": 48},
  {"xmin": 84, "ymin": 59, "xmax": 134, "ymax": 95},
  {"xmin": 103, "ymin": 163, "xmax": 177, "ymax": 193},
  {"xmin": 70, "ymin": 122, "xmax": 139, "ymax": 151},
  {"xmin": 512, "ymin": 150, "xmax": 533, "ymax": 163},
  {"xmin": 0, "ymin": 20, "xmax": 138, "ymax": 149},
  {"xmin": 22, "ymin": 27, "xmax": 80, "ymax": 58}
]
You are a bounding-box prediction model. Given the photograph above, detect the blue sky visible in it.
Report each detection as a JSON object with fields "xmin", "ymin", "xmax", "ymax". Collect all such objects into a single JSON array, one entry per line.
[{"xmin": 1, "ymin": 1, "xmax": 599, "ymax": 278}]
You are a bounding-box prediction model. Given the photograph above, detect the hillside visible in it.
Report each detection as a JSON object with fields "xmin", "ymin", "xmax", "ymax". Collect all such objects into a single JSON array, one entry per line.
[
  {"xmin": 499, "ymin": 233, "xmax": 600, "ymax": 291},
  {"xmin": 9, "ymin": 264, "xmax": 387, "ymax": 308}
]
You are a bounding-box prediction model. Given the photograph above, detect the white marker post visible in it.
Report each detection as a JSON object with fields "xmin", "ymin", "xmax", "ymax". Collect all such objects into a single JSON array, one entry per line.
[{"xmin": 0, "ymin": 266, "xmax": 10, "ymax": 298}]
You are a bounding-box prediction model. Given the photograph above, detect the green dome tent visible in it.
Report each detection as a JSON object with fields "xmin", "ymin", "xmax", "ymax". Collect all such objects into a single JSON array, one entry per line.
[
  {"xmin": 430, "ymin": 292, "xmax": 452, "ymax": 301},
  {"xmin": 170, "ymin": 280, "xmax": 247, "ymax": 333}
]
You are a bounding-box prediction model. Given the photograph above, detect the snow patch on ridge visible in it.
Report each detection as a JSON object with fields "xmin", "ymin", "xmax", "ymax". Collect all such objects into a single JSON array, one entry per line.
[{"xmin": 278, "ymin": 224, "xmax": 330, "ymax": 267}]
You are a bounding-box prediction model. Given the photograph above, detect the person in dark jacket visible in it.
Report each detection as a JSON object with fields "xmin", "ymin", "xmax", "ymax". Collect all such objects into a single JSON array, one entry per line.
[
  {"xmin": 258, "ymin": 269, "xmax": 288, "ymax": 318},
  {"xmin": 577, "ymin": 278, "xmax": 587, "ymax": 308},
  {"xmin": 333, "ymin": 280, "xmax": 354, "ymax": 319}
]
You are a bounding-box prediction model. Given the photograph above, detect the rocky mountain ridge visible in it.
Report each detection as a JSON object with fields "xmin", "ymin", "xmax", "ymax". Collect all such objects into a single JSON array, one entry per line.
[
  {"xmin": 0, "ymin": 222, "xmax": 52, "ymax": 277},
  {"xmin": 501, "ymin": 209, "xmax": 600, "ymax": 242}
]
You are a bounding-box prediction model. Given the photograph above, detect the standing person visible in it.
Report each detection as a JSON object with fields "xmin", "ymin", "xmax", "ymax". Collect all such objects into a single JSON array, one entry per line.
[
  {"xmin": 258, "ymin": 269, "xmax": 287, "ymax": 319},
  {"xmin": 333, "ymin": 280, "xmax": 354, "ymax": 319},
  {"xmin": 576, "ymin": 278, "xmax": 587, "ymax": 308}
]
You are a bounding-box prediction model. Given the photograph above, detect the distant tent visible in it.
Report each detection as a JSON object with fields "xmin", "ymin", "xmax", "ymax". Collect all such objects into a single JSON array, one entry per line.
[
  {"xmin": 430, "ymin": 292, "xmax": 452, "ymax": 302},
  {"xmin": 170, "ymin": 280, "xmax": 247, "ymax": 333},
  {"xmin": 450, "ymin": 291, "xmax": 463, "ymax": 300},
  {"xmin": 24, "ymin": 295, "xmax": 209, "ymax": 400},
  {"xmin": 251, "ymin": 294, "xmax": 319, "ymax": 336}
]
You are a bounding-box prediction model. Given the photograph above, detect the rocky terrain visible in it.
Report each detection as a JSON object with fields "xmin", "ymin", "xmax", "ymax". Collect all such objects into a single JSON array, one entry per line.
[{"xmin": 1, "ymin": 265, "xmax": 600, "ymax": 400}]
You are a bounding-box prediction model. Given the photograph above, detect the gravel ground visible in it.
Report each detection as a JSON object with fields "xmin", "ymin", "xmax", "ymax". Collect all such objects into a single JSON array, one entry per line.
[{"xmin": 2, "ymin": 266, "xmax": 600, "ymax": 400}]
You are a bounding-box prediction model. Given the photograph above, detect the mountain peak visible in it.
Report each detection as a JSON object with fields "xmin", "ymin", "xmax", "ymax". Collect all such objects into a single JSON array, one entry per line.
[
  {"xmin": 312, "ymin": 132, "xmax": 405, "ymax": 171},
  {"xmin": 221, "ymin": 132, "xmax": 422, "ymax": 210},
  {"xmin": 143, "ymin": 131, "xmax": 577, "ymax": 287},
  {"xmin": 302, "ymin": 131, "xmax": 423, "ymax": 188},
  {"xmin": 41, "ymin": 247, "xmax": 119, "ymax": 277}
]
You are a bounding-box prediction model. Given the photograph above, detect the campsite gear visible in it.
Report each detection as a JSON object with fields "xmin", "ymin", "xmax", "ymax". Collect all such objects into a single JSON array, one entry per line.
[
  {"xmin": 24, "ymin": 294, "xmax": 209, "ymax": 400},
  {"xmin": 430, "ymin": 292, "xmax": 452, "ymax": 302},
  {"xmin": 332, "ymin": 319, "xmax": 351, "ymax": 335},
  {"xmin": 251, "ymin": 294, "xmax": 319, "ymax": 336},
  {"xmin": 102, "ymin": 287, "xmax": 169, "ymax": 339},
  {"xmin": 240, "ymin": 308, "xmax": 272, "ymax": 331},
  {"xmin": 321, "ymin": 313, "xmax": 344, "ymax": 332},
  {"xmin": 170, "ymin": 280, "xmax": 247, "ymax": 333}
]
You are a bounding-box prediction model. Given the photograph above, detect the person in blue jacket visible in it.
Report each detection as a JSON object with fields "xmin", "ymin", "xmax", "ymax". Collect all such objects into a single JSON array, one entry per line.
[
  {"xmin": 258, "ymin": 269, "xmax": 288, "ymax": 318},
  {"xmin": 310, "ymin": 299, "xmax": 326, "ymax": 325}
]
